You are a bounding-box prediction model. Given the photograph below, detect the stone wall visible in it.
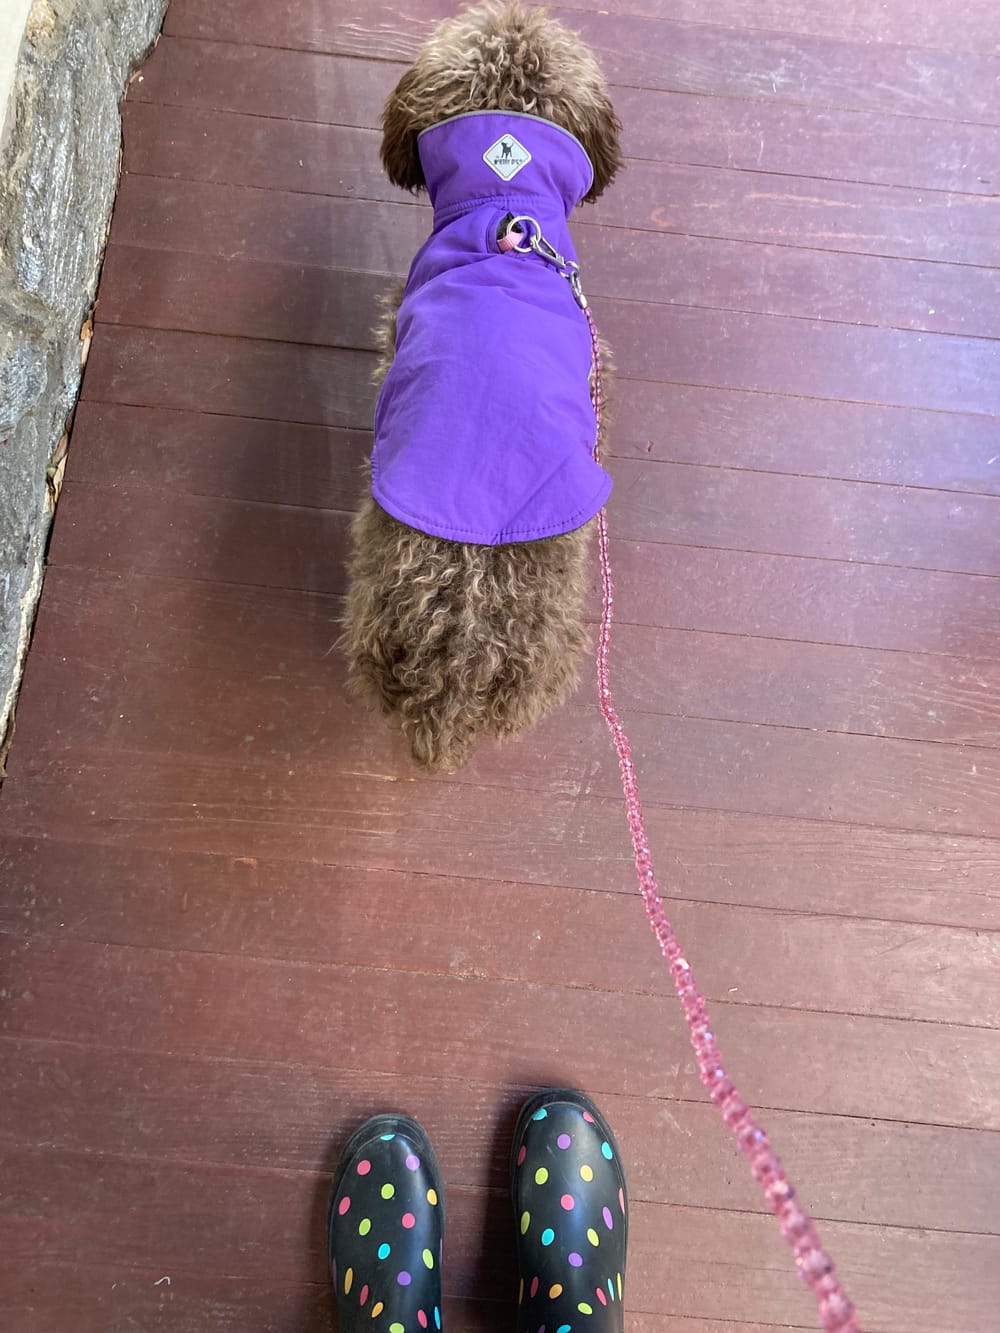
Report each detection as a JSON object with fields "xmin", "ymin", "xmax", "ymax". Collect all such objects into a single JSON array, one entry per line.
[{"xmin": 0, "ymin": 0, "xmax": 168, "ymax": 754}]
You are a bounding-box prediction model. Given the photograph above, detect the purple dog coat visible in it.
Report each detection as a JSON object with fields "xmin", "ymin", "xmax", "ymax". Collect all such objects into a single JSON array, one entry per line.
[{"xmin": 371, "ymin": 111, "xmax": 612, "ymax": 545}]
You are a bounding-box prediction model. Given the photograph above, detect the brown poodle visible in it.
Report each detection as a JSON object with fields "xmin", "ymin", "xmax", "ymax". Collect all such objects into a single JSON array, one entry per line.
[{"xmin": 340, "ymin": 1, "xmax": 622, "ymax": 772}]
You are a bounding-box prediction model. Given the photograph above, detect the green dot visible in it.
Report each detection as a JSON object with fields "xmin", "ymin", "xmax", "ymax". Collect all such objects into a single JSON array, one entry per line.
[
  {"xmin": 534, "ymin": 1167, "xmax": 549, "ymax": 1184},
  {"xmin": 578, "ymin": 1303, "xmax": 593, "ymax": 1316},
  {"xmin": 520, "ymin": 1210, "xmax": 530, "ymax": 1234},
  {"xmin": 390, "ymin": 1324, "xmax": 404, "ymax": 1333},
  {"xmin": 422, "ymin": 1248, "xmax": 434, "ymax": 1270},
  {"xmin": 587, "ymin": 1228, "xmax": 599, "ymax": 1246},
  {"xmin": 358, "ymin": 1218, "xmax": 371, "ymax": 1236},
  {"xmin": 381, "ymin": 1183, "xmax": 395, "ymax": 1200}
]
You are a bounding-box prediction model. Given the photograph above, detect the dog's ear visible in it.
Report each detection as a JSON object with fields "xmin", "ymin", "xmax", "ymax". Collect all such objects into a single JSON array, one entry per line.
[
  {"xmin": 381, "ymin": 68, "xmax": 427, "ymax": 194},
  {"xmin": 578, "ymin": 89, "xmax": 625, "ymax": 203}
]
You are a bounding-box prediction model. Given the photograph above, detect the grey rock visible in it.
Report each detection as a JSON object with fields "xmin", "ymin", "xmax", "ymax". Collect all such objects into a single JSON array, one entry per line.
[{"xmin": 0, "ymin": 0, "xmax": 168, "ymax": 749}]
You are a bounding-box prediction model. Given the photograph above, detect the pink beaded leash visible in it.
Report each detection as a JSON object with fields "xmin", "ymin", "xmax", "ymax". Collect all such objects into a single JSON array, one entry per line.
[{"xmin": 503, "ymin": 216, "xmax": 861, "ymax": 1333}]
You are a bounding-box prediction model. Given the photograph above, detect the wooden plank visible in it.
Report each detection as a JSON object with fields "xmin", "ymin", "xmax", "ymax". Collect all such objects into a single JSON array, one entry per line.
[
  {"xmin": 131, "ymin": 39, "xmax": 1000, "ymax": 197},
  {"xmin": 3, "ymin": 1033, "xmax": 996, "ymax": 1234},
  {"xmin": 1, "ymin": 831, "xmax": 995, "ymax": 1026},
  {"xmin": 161, "ymin": 0, "xmax": 1000, "ymax": 123},
  {"xmin": 1, "ymin": 931, "xmax": 998, "ymax": 1131},
  {"xmin": 45, "ymin": 478, "xmax": 1000, "ymax": 661},
  {"xmin": 0, "ymin": 1143, "xmax": 996, "ymax": 1330},
  {"xmin": 98, "ymin": 224, "xmax": 1000, "ymax": 351},
  {"xmin": 119, "ymin": 105, "xmax": 1000, "ymax": 267},
  {"xmin": 28, "ymin": 556, "xmax": 1000, "ymax": 749}
]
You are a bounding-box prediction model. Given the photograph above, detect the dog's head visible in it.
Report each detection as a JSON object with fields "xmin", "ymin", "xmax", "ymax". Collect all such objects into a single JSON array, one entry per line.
[{"xmin": 381, "ymin": 1, "xmax": 623, "ymax": 204}]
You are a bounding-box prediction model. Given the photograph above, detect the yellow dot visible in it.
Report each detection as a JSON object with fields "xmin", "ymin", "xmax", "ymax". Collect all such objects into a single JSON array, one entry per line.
[
  {"xmin": 344, "ymin": 1267, "xmax": 353, "ymax": 1294},
  {"xmin": 579, "ymin": 1164, "xmax": 594, "ymax": 1182},
  {"xmin": 617, "ymin": 1274, "xmax": 623, "ymax": 1299},
  {"xmin": 427, "ymin": 1187, "xmax": 438, "ymax": 1206},
  {"xmin": 358, "ymin": 1218, "xmax": 371, "ymax": 1236},
  {"xmin": 390, "ymin": 1325, "xmax": 404, "ymax": 1333},
  {"xmin": 520, "ymin": 1210, "xmax": 531, "ymax": 1234},
  {"xmin": 518, "ymin": 1278, "xmax": 524, "ymax": 1306},
  {"xmin": 578, "ymin": 1302, "xmax": 593, "ymax": 1315},
  {"xmin": 381, "ymin": 1183, "xmax": 395, "ymax": 1200},
  {"xmin": 534, "ymin": 1167, "xmax": 549, "ymax": 1185},
  {"xmin": 587, "ymin": 1228, "xmax": 599, "ymax": 1246},
  {"xmin": 371, "ymin": 1302, "xmax": 384, "ymax": 1319},
  {"xmin": 422, "ymin": 1248, "xmax": 434, "ymax": 1270},
  {"xmin": 549, "ymin": 1284, "xmax": 563, "ymax": 1299}
]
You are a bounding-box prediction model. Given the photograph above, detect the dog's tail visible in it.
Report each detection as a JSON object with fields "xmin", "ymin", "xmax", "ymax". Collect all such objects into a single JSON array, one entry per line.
[{"xmin": 340, "ymin": 500, "xmax": 592, "ymax": 772}]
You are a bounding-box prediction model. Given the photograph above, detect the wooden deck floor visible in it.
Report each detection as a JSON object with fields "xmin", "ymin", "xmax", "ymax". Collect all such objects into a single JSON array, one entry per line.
[{"xmin": 2, "ymin": 2, "xmax": 1000, "ymax": 1329}]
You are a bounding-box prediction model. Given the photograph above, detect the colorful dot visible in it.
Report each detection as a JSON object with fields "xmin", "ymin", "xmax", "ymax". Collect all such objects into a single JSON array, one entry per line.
[
  {"xmin": 534, "ymin": 1167, "xmax": 549, "ymax": 1185},
  {"xmin": 389, "ymin": 1324, "xmax": 404, "ymax": 1333},
  {"xmin": 338, "ymin": 1196, "xmax": 351, "ymax": 1215},
  {"xmin": 596, "ymin": 1288, "xmax": 607, "ymax": 1307},
  {"xmin": 557, "ymin": 1326, "xmax": 572, "ymax": 1333},
  {"xmin": 378, "ymin": 1243, "xmax": 391, "ymax": 1260},
  {"xmin": 557, "ymin": 1133, "xmax": 571, "ymax": 1149},
  {"xmin": 380, "ymin": 1133, "xmax": 396, "ymax": 1141},
  {"xmin": 619, "ymin": 1188, "xmax": 626, "ymax": 1214},
  {"xmin": 427, "ymin": 1188, "xmax": 438, "ymax": 1206},
  {"xmin": 586, "ymin": 1228, "xmax": 599, "ymax": 1247},
  {"xmin": 602, "ymin": 1206, "xmax": 614, "ymax": 1230},
  {"xmin": 371, "ymin": 1303, "xmax": 384, "ymax": 1319},
  {"xmin": 582, "ymin": 1111, "xmax": 595, "ymax": 1123},
  {"xmin": 549, "ymin": 1284, "xmax": 563, "ymax": 1299},
  {"xmin": 578, "ymin": 1303, "xmax": 593, "ymax": 1316},
  {"xmin": 517, "ymin": 1145, "xmax": 527, "ymax": 1166},
  {"xmin": 530, "ymin": 1276, "xmax": 539, "ymax": 1299},
  {"xmin": 359, "ymin": 1217, "xmax": 372, "ymax": 1236},
  {"xmin": 532, "ymin": 1108, "xmax": 548, "ymax": 1120},
  {"xmin": 402, "ymin": 1212, "xmax": 416, "ymax": 1229},
  {"xmin": 398, "ymin": 1271, "xmax": 412, "ymax": 1287},
  {"xmin": 344, "ymin": 1268, "xmax": 353, "ymax": 1295},
  {"xmin": 607, "ymin": 1279, "xmax": 615, "ymax": 1301},
  {"xmin": 519, "ymin": 1279, "xmax": 525, "ymax": 1306},
  {"xmin": 560, "ymin": 1194, "xmax": 575, "ymax": 1211},
  {"xmin": 541, "ymin": 1228, "xmax": 555, "ymax": 1246},
  {"xmin": 579, "ymin": 1164, "xmax": 593, "ymax": 1182},
  {"xmin": 617, "ymin": 1274, "xmax": 623, "ymax": 1299},
  {"xmin": 418, "ymin": 1313, "xmax": 428, "ymax": 1330},
  {"xmin": 357, "ymin": 1159, "xmax": 372, "ymax": 1175},
  {"xmin": 521, "ymin": 1210, "xmax": 531, "ymax": 1234},
  {"xmin": 381, "ymin": 1183, "xmax": 395, "ymax": 1200},
  {"xmin": 601, "ymin": 1142, "xmax": 613, "ymax": 1160},
  {"xmin": 360, "ymin": 1284, "xmax": 369, "ymax": 1306},
  {"xmin": 434, "ymin": 1308, "xmax": 441, "ymax": 1329},
  {"xmin": 568, "ymin": 1252, "xmax": 583, "ymax": 1268},
  {"xmin": 422, "ymin": 1249, "xmax": 434, "ymax": 1270},
  {"xmin": 405, "ymin": 1154, "xmax": 420, "ymax": 1171}
]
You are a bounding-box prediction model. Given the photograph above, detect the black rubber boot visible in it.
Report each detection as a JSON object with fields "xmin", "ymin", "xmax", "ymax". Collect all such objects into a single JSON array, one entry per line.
[
  {"xmin": 511, "ymin": 1090, "xmax": 628, "ymax": 1333},
  {"xmin": 329, "ymin": 1114, "xmax": 445, "ymax": 1333}
]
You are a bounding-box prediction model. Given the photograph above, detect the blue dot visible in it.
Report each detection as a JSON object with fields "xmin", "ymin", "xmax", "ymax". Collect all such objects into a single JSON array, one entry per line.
[
  {"xmin": 601, "ymin": 1141, "xmax": 613, "ymax": 1160},
  {"xmin": 557, "ymin": 1325, "xmax": 572, "ymax": 1333},
  {"xmin": 380, "ymin": 1132, "xmax": 396, "ymax": 1141},
  {"xmin": 532, "ymin": 1108, "xmax": 548, "ymax": 1120},
  {"xmin": 378, "ymin": 1243, "xmax": 391, "ymax": 1260},
  {"xmin": 608, "ymin": 1279, "xmax": 615, "ymax": 1300},
  {"xmin": 434, "ymin": 1308, "xmax": 441, "ymax": 1330},
  {"xmin": 541, "ymin": 1227, "xmax": 555, "ymax": 1246}
]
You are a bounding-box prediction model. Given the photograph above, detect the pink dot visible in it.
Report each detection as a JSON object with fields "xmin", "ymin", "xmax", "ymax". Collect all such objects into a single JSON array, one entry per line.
[
  {"xmin": 530, "ymin": 1277, "xmax": 539, "ymax": 1298},
  {"xmin": 405, "ymin": 1154, "xmax": 420, "ymax": 1171},
  {"xmin": 360, "ymin": 1285, "xmax": 369, "ymax": 1306},
  {"xmin": 337, "ymin": 1196, "xmax": 351, "ymax": 1215},
  {"xmin": 557, "ymin": 1134, "xmax": 571, "ymax": 1150},
  {"xmin": 603, "ymin": 1206, "xmax": 614, "ymax": 1230},
  {"xmin": 357, "ymin": 1160, "xmax": 372, "ymax": 1175},
  {"xmin": 582, "ymin": 1111, "xmax": 595, "ymax": 1123},
  {"xmin": 402, "ymin": 1212, "xmax": 416, "ymax": 1229},
  {"xmin": 418, "ymin": 1313, "xmax": 428, "ymax": 1329},
  {"xmin": 517, "ymin": 1145, "xmax": 527, "ymax": 1166},
  {"xmin": 560, "ymin": 1194, "xmax": 574, "ymax": 1211},
  {"xmin": 596, "ymin": 1289, "xmax": 607, "ymax": 1307},
  {"xmin": 619, "ymin": 1187, "xmax": 626, "ymax": 1214}
]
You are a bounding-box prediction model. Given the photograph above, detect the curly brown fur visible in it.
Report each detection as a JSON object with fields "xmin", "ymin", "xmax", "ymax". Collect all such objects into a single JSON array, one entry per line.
[
  {"xmin": 341, "ymin": 1, "xmax": 619, "ymax": 772},
  {"xmin": 381, "ymin": 1, "xmax": 622, "ymax": 202}
]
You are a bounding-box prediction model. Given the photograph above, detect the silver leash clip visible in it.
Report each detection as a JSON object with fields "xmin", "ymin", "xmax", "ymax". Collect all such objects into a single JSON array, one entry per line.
[{"xmin": 505, "ymin": 214, "xmax": 589, "ymax": 310}]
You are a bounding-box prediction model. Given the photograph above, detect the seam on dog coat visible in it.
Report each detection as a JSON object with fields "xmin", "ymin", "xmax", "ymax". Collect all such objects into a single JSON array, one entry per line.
[{"xmin": 371, "ymin": 111, "xmax": 613, "ymax": 546}]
